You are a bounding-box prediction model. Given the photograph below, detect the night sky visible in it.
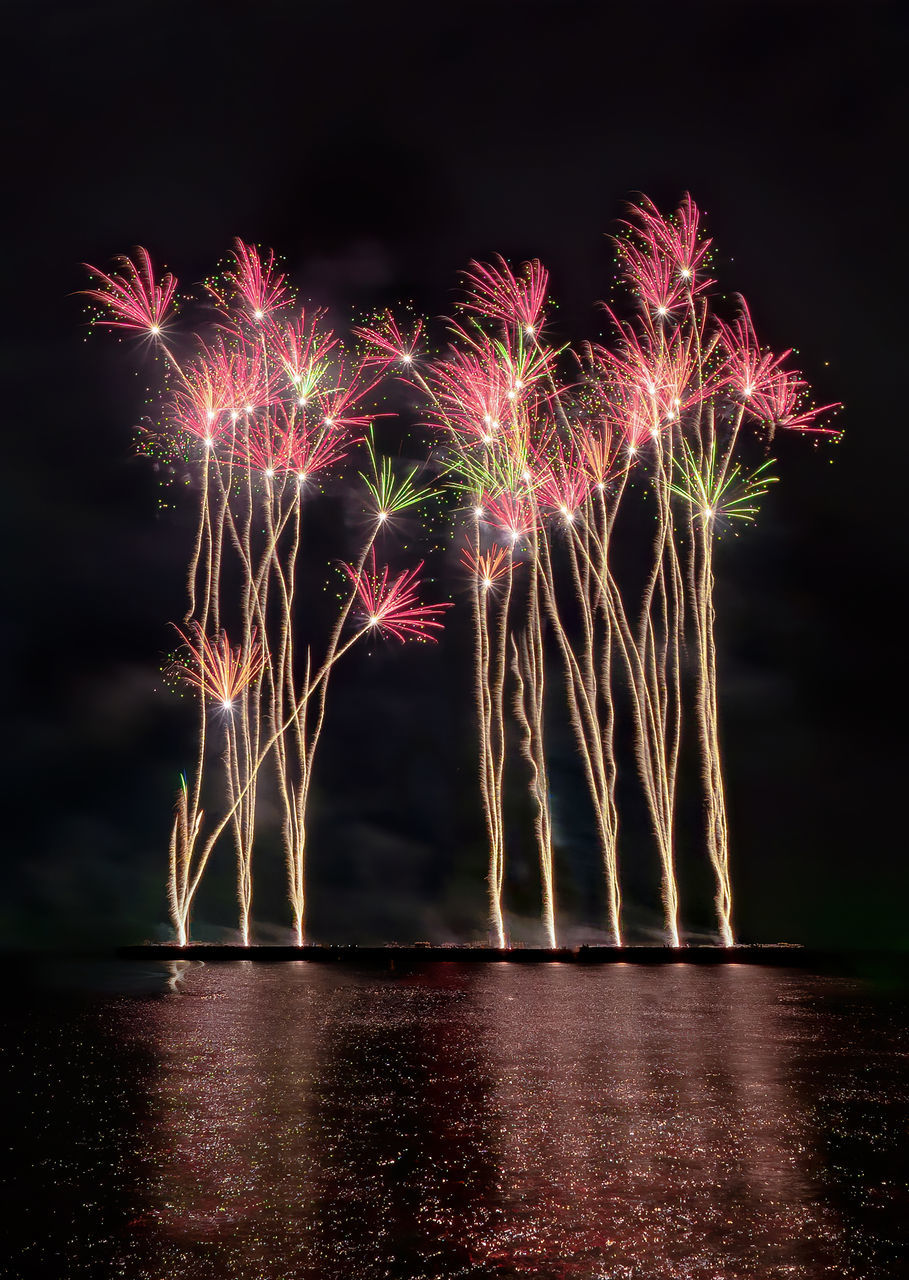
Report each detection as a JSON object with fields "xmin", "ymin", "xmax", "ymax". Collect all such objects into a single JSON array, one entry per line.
[{"xmin": 2, "ymin": 0, "xmax": 906, "ymax": 948}]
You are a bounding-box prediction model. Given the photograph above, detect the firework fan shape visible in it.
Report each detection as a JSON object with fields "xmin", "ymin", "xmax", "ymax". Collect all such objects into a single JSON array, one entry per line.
[
  {"xmin": 229, "ymin": 405, "xmax": 351, "ymax": 478},
  {"xmin": 83, "ymin": 248, "xmax": 177, "ymax": 334},
  {"xmin": 345, "ymin": 553, "xmax": 451, "ymax": 642},
  {"xmin": 222, "ymin": 238, "xmax": 290, "ymax": 320},
  {"xmin": 478, "ymin": 490, "xmax": 540, "ymax": 542},
  {"xmin": 172, "ymin": 624, "xmax": 264, "ymax": 708},
  {"xmin": 461, "ymin": 256, "xmax": 549, "ymax": 334},
  {"xmin": 354, "ymin": 311, "xmax": 424, "ymax": 367},
  {"xmin": 617, "ymin": 193, "xmax": 715, "ymax": 316},
  {"xmin": 461, "ymin": 543, "xmax": 518, "ymax": 589}
]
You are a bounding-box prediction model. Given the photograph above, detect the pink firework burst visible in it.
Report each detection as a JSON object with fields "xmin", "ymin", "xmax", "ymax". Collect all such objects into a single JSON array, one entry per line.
[
  {"xmin": 167, "ymin": 344, "xmax": 255, "ymax": 445},
  {"xmin": 314, "ymin": 365, "xmax": 383, "ymax": 433},
  {"xmin": 195, "ymin": 336, "xmax": 276, "ymax": 415},
  {"xmin": 617, "ymin": 228, "xmax": 686, "ymax": 318},
  {"xmin": 268, "ymin": 309, "xmax": 338, "ymax": 393},
  {"xmin": 719, "ymin": 302, "xmax": 790, "ymax": 403},
  {"xmin": 168, "ymin": 375, "xmax": 227, "ymax": 446},
  {"xmin": 345, "ymin": 554, "xmax": 451, "ymax": 642},
  {"xmin": 83, "ymin": 248, "xmax": 177, "ymax": 335},
  {"xmin": 593, "ymin": 317, "xmax": 719, "ymax": 428},
  {"xmin": 354, "ymin": 312, "xmax": 424, "ymax": 368},
  {"xmin": 230, "ymin": 405, "xmax": 351, "ymax": 477},
  {"xmin": 224, "ymin": 239, "xmax": 290, "ymax": 320},
  {"xmin": 633, "ymin": 194, "xmax": 714, "ymax": 291},
  {"xmin": 478, "ymin": 490, "xmax": 540, "ymax": 542},
  {"xmin": 283, "ymin": 418, "xmax": 353, "ymax": 477},
  {"xmin": 748, "ymin": 370, "xmax": 840, "ymax": 434},
  {"xmin": 588, "ymin": 343, "xmax": 662, "ymax": 448},
  {"xmin": 461, "ymin": 256, "xmax": 549, "ymax": 334},
  {"xmin": 536, "ymin": 444, "xmax": 591, "ymax": 520},
  {"xmin": 172, "ymin": 624, "xmax": 264, "ymax": 708},
  {"xmin": 719, "ymin": 304, "xmax": 839, "ymax": 432},
  {"xmin": 573, "ymin": 420, "xmax": 629, "ymax": 487},
  {"xmin": 496, "ymin": 338, "xmax": 560, "ymax": 400},
  {"xmin": 428, "ymin": 348, "xmax": 515, "ymax": 444}
]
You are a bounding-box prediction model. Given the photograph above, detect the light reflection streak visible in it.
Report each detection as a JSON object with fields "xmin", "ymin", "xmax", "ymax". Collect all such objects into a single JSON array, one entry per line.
[{"xmin": 113, "ymin": 963, "xmax": 855, "ymax": 1279}]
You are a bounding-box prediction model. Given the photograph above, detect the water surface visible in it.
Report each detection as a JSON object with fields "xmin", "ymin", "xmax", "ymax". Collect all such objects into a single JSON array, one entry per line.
[{"xmin": 2, "ymin": 961, "xmax": 906, "ymax": 1278}]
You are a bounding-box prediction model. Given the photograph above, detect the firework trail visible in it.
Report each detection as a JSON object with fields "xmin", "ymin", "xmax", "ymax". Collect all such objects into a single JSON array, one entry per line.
[
  {"xmin": 580, "ymin": 264, "xmax": 721, "ymax": 943},
  {"xmin": 482, "ymin": 536, "xmax": 514, "ymax": 949},
  {"xmin": 510, "ymin": 540, "xmax": 556, "ymax": 948},
  {"xmin": 262, "ymin": 427, "xmax": 449, "ymax": 945},
  {"xmin": 540, "ymin": 201, "xmax": 725, "ymax": 945},
  {"xmin": 83, "ymin": 249, "xmax": 222, "ymax": 945},
  {"xmin": 533, "ymin": 433, "xmax": 627, "ymax": 946},
  {"xmin": 217, "ymin": 267, "xmax": 441, "ymax": 946},
  {"xmin": 420, "ymin": 201, "xmax": 838, "ymax": 947},
  {"xmin": 457, "ymin": 541, "xmax": 512, "ymax": 945},
  {"xmin": 170, "ymin": 290, "xmax": 282, "ymax": 945},
  {"xmin": 455, "ymin": 285, "xmax": 561, "ymax": 949}
]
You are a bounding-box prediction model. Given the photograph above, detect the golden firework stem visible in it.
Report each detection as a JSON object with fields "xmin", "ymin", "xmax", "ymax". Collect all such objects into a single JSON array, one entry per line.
[
  {"xmin": 700, "ymin": 530, "xmax": 733, "ymax": 944},
  {"xmin": 510, "ymin": 551, "xmax": 556, "ymax": 947},
  {"xmin": 489, "ymin": 552, "xmax": 514, "ymax": 943},
  {"xmin": 527, "ymin": 552, "xmax": 556, "ymax": 948},
  {"xmin": 678, "ymin": 399, "xmax": 744, "ymax": 946},
  {"xmin": 204, "ymin": 436, "xmax": 312, "ymax": 944},
  {"xmin": 166, "ymin": 431, "xmax": 228, "ymax": 945},
  {"xmin": 166, "ymin": 687, "xmax": 208, "ymax": 948},
  {"xmin": 224, "ymin": 711, "xmax": 252, "ymax": 947},
  {"xmin": 567, "ymin": 522, "xmax": 623, "ymax": 942},
  {"xmin": 533, "ymin": 354, "xmax": 625, "ymax": 944},
  {"xmin": 537, "ymin": 518, "xmax": 623, "ymax": 945},
  {"xmin": 695, "ymin": 323, "xmax": 735, "ymax": 943},
  {"xmin": 168, "ymin": 433, "xmax": 279, "ymax": 946},
  {"xmin": 184, "ymin": 454, "xmax": 210, "ymax": 625},
  {"xmin": 593, "ymin": 485, "xmax": 623, "ymax": 943},
  {"xmin": 567, "ymin": 500, "xmax": 681, "ymax": 947},
  {"xmin": 471, "ymin": 532, "xmax": 505, "ymax": 945},
  {"xmin": 266, "ymin": 485, "xmax": 303, "ymax": 939},
  {"xmin": 263, "ymin": 511, "xmax": 384, "ymax": 945}
]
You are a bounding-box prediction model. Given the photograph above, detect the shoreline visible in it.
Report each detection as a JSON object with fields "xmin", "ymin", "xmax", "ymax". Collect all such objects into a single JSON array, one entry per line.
[{"xmin": 100, "ymin": 944, "xmax": 907, "ymax": 975}]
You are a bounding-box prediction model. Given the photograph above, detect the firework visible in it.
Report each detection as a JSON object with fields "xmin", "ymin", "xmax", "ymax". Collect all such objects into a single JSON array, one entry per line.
[
  {"xmin": 345, "ymin": 553, "xmax": 450, "ymax": 642},
  {"xmin": 354, "ymin": 311, "xmax": 424, "ymax": 367},
  {"xmin": 168, "ymin": 625, "xmax": 264, "ymax": 946},
  {"xmin": 461, "ymin": 256, "xmax": 549, "ymax": 334},
  {"xmin": 88, "ymin": 245, "xmax": 449, "ymax": 945},
  {"xmin": 510, "ymin": 535, "xmax": 556, "ymax": 947},
  {"xmin": 219, "ymin": 239, "xmax": 290, "ymax": 320},
  {"xmin": 83, "ymin": 248, "xmax": 177, "ymax": 335}
]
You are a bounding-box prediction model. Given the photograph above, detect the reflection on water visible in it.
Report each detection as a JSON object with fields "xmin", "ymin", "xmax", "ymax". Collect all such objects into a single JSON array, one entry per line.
[{"xmin": 2, "ymin": 962, "xmax": 907, "ymax": 1279}]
